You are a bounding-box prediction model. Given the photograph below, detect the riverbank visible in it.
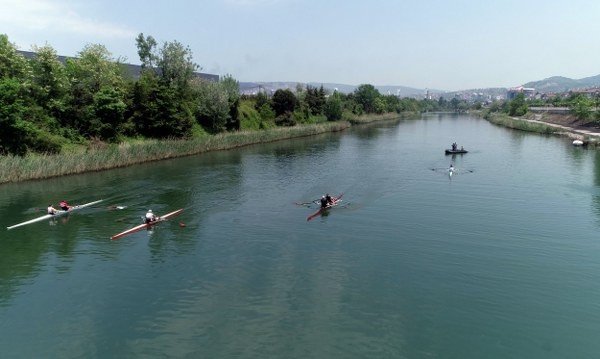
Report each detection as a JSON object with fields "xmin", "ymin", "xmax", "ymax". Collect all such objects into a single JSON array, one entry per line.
[
  {"xmin": 0, "ymin": 113, "xmax": 405, "ymax": 184},
  {"xmin": 485, "ymin": 112, "xmax": 600, "ymax": 147}
]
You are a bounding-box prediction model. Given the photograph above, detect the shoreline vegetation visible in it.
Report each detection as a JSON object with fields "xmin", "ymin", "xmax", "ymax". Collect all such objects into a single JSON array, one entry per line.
[
  {"xmin": 485, "ymin": 112, "xmax": 600, "ymax": 147},
  {"xmin": 3, "ymin": 33, "xmax": 461, "ymax": 184},
  {"xmin": 9, "ymin": 31, "xmax": 600, "ymax": 184},
  {"xmin": 0, "ymin": 114, "xmax": 404, "ymax": 184},
  {"xmin": 485, "ymin": 113, "xmax": 561, "ymax": 135}
]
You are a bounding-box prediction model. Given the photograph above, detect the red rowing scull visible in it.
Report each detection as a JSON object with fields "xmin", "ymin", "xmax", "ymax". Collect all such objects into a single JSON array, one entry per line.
[
  {"xmin": 110, "ymin": 208, "xmax": 184, "ymax": 240},
  {"xmin": 306, "ymin": 194, "xmax": 343, "ymax": 222}
]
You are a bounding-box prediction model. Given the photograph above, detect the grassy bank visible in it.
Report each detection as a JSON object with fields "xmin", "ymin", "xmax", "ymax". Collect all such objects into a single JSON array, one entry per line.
[
  {"xmin": 485, "ymin": 113, "xmax": 561, "ymax": 135},
  {"xmin": 0, "ymin": 121, "xmax": 350, "ymax": 184},
  {"xmin": 344, "ymin": 112, "xmax": 403, "ymax": 124}
]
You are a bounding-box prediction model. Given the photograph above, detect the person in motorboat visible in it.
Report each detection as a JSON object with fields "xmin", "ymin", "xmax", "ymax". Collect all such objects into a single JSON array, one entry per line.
[
  {"xmin": 59, "ymin": 200, "xmax": 71, "ymax": 211},
  {"xmin": 451, "ymin": 142, "xmax": 457, "ymax": 151},
  {"xmin": 47, "ymin": 204, "xmax": 58, "ymax": 215},
  {"xmin": 145, "ymin": 209, "xmax": 158, "ymax": 224}
]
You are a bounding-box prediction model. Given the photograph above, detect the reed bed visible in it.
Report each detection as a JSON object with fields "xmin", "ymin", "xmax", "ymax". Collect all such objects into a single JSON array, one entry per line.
[
  {"xmin": 346, "ymin": 112, "xmax": 401, "ymax": 124},
  {"xmin": 0, "ymin": 121, "xmax": 350, "ymax": 184},
  {"xmin": 486, "ymin": 114, "xmax": 560, "ymax": 135}
]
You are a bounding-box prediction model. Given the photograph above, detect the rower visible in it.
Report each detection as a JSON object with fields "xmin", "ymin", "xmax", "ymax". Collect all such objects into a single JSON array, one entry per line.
[
  {"xmin": 47, "ymin": 204, "xmax": 58, "ymax": 215},
  {"xmin": 59, "ymin": 200, "xmax": 71, "ymax": 211},
  {"xmin": 325, "ymin": 193, "xmax": 334, "ymax": 205},
  {"xmin": 320, "ymin": 196, "xmax": 328, "ymax": 208},
  {"xmin": 145, "ymin": 209, "xmax": 157, "ymax": 223}
]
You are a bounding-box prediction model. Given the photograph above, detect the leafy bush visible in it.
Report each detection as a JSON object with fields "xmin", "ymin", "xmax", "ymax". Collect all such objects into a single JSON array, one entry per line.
[
  {"xmin": 324, "ymin": 94, "xmax": 343, "ymax": 121},
  {"xmin": 239, "ymin": 99, "xmax": 262, "ymax": 130},
  {"xmin": 275, "ymin": 112, "xmax": 296, "ymax": 126}
]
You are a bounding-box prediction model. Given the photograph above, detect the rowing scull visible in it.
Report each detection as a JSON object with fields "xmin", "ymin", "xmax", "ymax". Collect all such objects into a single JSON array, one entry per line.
[
  {"xmin": 306, "ymin": 194, "xmax": 343, "ymax": 222},
  {"xmin": 110, "ymin": 208, "xmax": 184, "ymax": 240},
  {"xmin": 6, "ymin": 199, "xmax": 104, "ymax": 230}
]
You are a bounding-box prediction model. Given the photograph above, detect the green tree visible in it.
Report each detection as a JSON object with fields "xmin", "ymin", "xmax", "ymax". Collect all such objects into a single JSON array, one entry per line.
[
  {"xmin": 0, "ymin": 34, "xmax": 30, "ymax": 80},
  {"xmin": 0, "ymin": 78, "xmax": 29, "ymax": 154},
  {"xmin": 64, "ymin": 44, "xmax": 126, "ymax": 138},
  {"xmin": 354, "ymin": 84, "xmax": 381, "ymax": 113},
  {"xmin": 419, "ymin": 99, "xmax": 439, "ymax": 113},
  {"xmin": 450, "ymin": 97, "xmax": 460, "ymax": 112},
  {"xmin": 220, "ymin": 74, "xmax": 241, "ymax": 131},
  {"xmin": 255, "ymin": 91, "xmax": 269, "ymax": 110},
  {"xmin": 131, "ymin": 74, "xmax": 194, "ymax": 138},
  {"xmin": 0, "ymin": 78, "xmax": 61, "ymax": 155},
  {"xmin": 135, "ymin": 33, "xmax": 158, "ymax": 70},
  {"xmin": 0, "ymin": 35, "xmax": 63, "ymax": 154},
  {"xmin": 383, "ymin": 95, "xmax": 401, "ymax": 113},
  {"xmin": 571, "ymin": 95, "xmax": 593, "ymax": 122},
  {"xmin": 324, "ymin": 92, "xmax": 343, "ymax": 121},
  {"xmin": 157, "ymin": 40, "xmax": 198, "ymax": 90},
  {"xmin": 507, "ymin": 93, "xmax": 528, "ymax": 116},
  {"xmin": 438, "ymin": 96, "xmax": 448, "ymax": 109},
  {"xmin": 194, "ymin": 81, "xmax": 230, "ymax": 133},
  {"xmin": 373, "ymin": 97, "xmax": 386, "ymax": 114},
  {"xmin": 29, "ymin": 44, "xmax": 69, "ymax": 119},
  {"xmin": 258, "ymin": 103, "xmax": 275, "ymax": 123},
  {"xmin": 91, "ymin": 86, "xmax": 126, "ymax": 140},
  {"xmin": 399, "ymin": 97, "xmax": 420, "ymax": 112},
  {"xmin": 271, "ymin": 89, "xmax": 297, "ymax": 117},
  {"xmin": 305, "ymin": 85, "xmax": 326, "ymax": 115},
  {"xmin": 130, "ymin": 34, "xmax": 198, "ymax": 138},
  {"xmin": 489, "ymin": 100, "xmax": 504, "ymax": 112}
]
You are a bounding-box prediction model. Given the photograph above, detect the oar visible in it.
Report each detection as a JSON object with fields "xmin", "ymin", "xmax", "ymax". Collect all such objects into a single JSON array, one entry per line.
[{"xmin": 295, "ymin": 198, "xmax": 321, "ymax": 206}]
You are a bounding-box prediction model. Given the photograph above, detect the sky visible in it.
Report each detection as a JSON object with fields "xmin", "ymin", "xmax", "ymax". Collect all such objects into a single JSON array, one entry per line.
[{"xmin": 1, "ymin": 0, "xmax": 599, "ymax": 91}]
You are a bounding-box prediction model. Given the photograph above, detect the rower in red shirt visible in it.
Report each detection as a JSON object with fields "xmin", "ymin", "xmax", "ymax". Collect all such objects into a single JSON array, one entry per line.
[{"xmin": 59, "ymin": 200, "xmax": 71, "ymax": 211}]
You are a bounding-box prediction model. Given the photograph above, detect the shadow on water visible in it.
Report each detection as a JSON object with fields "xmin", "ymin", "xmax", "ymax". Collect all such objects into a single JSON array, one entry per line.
[
  {"xmin": 350, "ymin": 118, "xmax": 403, "ymax": 140},
  {"xmin": 591, "ymin": 151, "xmax": 600, "ymax": 223}
]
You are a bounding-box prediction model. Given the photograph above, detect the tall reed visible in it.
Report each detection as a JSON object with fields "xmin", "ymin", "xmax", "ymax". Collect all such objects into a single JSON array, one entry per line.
[
  {"xmin": 346, "ymin": 112, "xmax": 401, "ymax": 124},
  {"xmin": 486, "ymin": 113, "xmax": 560, "ymax": 135},
  {"xmin": 0, "ymin": 122, "xmax": 350, "ymax": 184}
]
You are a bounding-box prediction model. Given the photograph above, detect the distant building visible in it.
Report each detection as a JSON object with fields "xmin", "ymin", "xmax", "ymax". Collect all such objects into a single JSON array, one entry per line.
[
  {"xmin": 569, "ymin": 87, "xmax": 600, "ymax": 99},
  {"xmin": 507, "ymin": 86, "xmax": 535, "ymax": 100},
  {"xmin": 17, "ymin": 50, "xmax": 219, "ymax": 82}
]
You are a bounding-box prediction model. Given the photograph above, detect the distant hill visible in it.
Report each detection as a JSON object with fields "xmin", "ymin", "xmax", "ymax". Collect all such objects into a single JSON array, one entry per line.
[
  {"xmin": 239, "ymin": 81, "xmax": 430, "ymax": 97},
  {"xmin": 239, "ymin": 73, "xmax": 600, "ymax": 99},
  {"xmin": 523, "ymin": 75, "xmax": 600, "ymax": 93}
]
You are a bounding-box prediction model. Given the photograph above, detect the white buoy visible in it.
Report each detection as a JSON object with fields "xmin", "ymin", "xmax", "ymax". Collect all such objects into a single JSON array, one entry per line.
[{"xmin": 573, "ymin": 140, "xmax": 584, "ymax": 146}]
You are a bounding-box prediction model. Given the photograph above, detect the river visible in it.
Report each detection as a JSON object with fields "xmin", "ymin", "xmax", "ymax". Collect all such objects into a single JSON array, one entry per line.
[{"xmin": 1, "ymin": 113, "xmax": 600, "ymax": 358}]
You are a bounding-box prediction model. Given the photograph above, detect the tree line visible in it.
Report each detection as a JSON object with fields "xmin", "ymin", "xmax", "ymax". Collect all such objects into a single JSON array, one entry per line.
[
  {"xmin": 0, "ymin": 33, "xmax": 242, "ymax": 155},
  {"xmin": 0, "ymin": 33, "xmax": 473, "ymax": 156},
  {"xmin": 487, "ymin": 91, "xmax": 600, "ymax": 124}
]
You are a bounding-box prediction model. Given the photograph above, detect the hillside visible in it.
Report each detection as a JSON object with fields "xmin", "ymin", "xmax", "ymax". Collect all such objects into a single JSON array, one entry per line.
[
  {"xmin": 523, "ymin": 75, "xmax": 600, "ymax": 93},
  {"xmin": 239, "ymin": 73, "xmax": 600, "ymax": 98}
]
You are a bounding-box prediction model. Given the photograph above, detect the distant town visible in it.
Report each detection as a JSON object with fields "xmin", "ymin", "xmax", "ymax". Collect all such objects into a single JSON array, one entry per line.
[{"xmin": 238, "ymin": 80, "xmax": 600, "ymax": 105}]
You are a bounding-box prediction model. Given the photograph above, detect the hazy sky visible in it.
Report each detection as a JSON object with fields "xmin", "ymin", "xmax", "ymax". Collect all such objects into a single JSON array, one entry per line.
[{"xmin": 1, "ymin": 0, "xmax": 599, "ymax": 91}]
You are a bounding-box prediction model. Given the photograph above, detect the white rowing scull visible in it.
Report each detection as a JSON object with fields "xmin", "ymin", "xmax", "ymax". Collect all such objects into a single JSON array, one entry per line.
[{"xmin": 7, "ymin": 199, "xmax": 104, "ymax": 230}]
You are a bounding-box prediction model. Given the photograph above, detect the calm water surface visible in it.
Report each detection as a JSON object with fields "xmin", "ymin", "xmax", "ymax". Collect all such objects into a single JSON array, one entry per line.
[{"xmin": 1, "ymin": 114, "xmax": 600, "ymax": 358}]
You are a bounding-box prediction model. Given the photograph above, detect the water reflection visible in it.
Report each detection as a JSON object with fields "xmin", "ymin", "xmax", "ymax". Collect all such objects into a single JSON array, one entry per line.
[
  {"xmin": 591, "ymin": 151, "xmax": 600, "ymax": 221},
  {"xmin": 3, "ymin": 115, "xmax": 600, "ymax": 357},
  {"xmin": 351, "ymin": 119, "xmax": 402, "ymax": 140}
]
